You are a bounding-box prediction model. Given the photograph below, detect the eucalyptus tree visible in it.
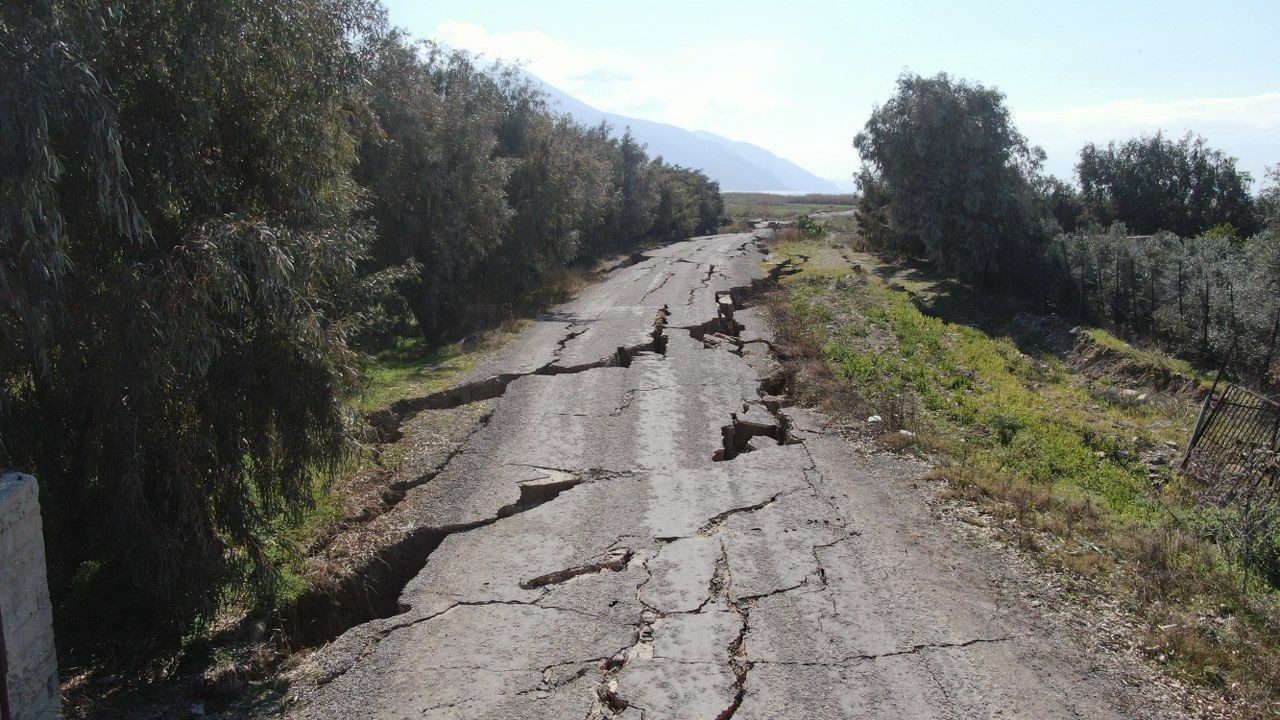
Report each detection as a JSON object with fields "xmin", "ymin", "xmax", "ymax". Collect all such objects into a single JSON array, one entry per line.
[
  {"xmin": 2, "ymin": 0, "xmax": 381, "ymax": 628},
  {"xmin": 1260, "ymin": 167, "xmax": 1280, "ymax": 228},
  {"xmin": 487, "ymin": 73, "xmax": 601, "ymax": 300},
  {"xmin": 647, "ymin": 164, "xmax": 703, "ymax": 241},
  {"xmin": 4, "ymin": 0, "xmax": 727, "ymax": 643},
  {"xmin": 355, "ymin": 32, "xmax": 511, "ymax": 340},
  {"xmin": 1043, "ymin": 176, "xmax": 1086, "ymax": 233},
  {"xmin": 570, "ymin": 122, "xmax": 628, "ymax": 256},
  {"xmin": 697, "ymin": 176, "xmax": 727, "ymax": 233},
  {"xmin": 854, "ymin": 169, "xmax": 923, "ymax": 258},
  {"xmin": 617, "ymin": 131, "xmax": 659, "ymax": 244}
]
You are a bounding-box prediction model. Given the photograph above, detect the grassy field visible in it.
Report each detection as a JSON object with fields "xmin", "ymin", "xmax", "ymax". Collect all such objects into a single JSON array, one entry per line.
[
  {"xmin": 768, "ymin": 226, "xmax": 1280, "ymax": 716},
  {"xmin": 722, "ymin": 192, "xmax": 856, "ymax": 220}
]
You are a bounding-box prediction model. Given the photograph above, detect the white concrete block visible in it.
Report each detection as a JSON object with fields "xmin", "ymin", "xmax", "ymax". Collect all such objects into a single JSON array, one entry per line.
[{"xmin": 1, "ymin": 472, "xmax": 60, "ymax": 719}]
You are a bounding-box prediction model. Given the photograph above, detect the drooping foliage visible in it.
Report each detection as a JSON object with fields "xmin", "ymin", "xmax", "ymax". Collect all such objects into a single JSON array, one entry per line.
[
  {"xmin": 3, "ymin": 0, "xmax": 379, "ymax": 630},
  {"xmin": 350, "ymin": 34, "xmax": 722, "ymax": 342},
  {"xmin": 853, "ymin": 72, "xmax": 1055, "ymax": 290},
  {"xmin": 1, "ymin": 0, "xmax": 722, "ymax": 640},
  {"xmin": 354, "ymin": 32, "xmax": 511, "ymax": 339},
  {"xmin": 1077, "ymin": 133, "xmax": 1261, "ymax": 237}
]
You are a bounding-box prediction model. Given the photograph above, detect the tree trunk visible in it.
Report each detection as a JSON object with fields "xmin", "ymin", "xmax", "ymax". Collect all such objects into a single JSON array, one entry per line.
[
  {"xmin": 1263, "ymin": 306, "xmax": 1280, "ymax": 385},
  {"xmin": 1200, "ymin": 277, "xmax": 1211, "ymax": 359}
]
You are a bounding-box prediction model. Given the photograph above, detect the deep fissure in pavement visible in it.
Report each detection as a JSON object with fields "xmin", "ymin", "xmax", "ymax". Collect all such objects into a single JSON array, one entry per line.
[
  {"xmin": 288, "ymin": 304, "xmax": 676, "ymax": 649},
  {"xmin": 294, "ymin": 236, "xmax": 823, "ymax": 716},
  {"xmin": 282, "ymin": 235, "xmax": 1164, "ymax": 720},
  {"xmin": 370, "ymin": 307, "xmax": 673, "ymax": 440},
  {"xmin": 593, "ymin": 245, "xmax": 809, "ymax": 719},
  {"xmin": 520, "ymin": 548, "xmax": 636, "ymax": 590},
  {"xmin": 286, "ymin": 472, "xmax": 586, "ymax": 647}
]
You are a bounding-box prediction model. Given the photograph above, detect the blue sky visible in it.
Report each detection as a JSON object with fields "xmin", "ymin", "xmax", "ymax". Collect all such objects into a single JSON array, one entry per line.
[{"xmin": 383, "ymin": 0, "xmax": 1279, "ymax": 186}]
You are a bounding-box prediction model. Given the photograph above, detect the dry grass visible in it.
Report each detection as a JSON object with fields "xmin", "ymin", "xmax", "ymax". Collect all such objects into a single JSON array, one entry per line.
[
  {"xmin": 722, "ymin": 192, "xmax": 857, "ymax": 220},
  {"xmin": 724, "ymin": 192, "xmax": 859, "ymax": 205}
]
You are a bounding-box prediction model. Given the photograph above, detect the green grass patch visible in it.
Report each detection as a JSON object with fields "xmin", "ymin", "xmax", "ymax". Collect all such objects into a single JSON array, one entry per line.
[
  {"xmin": 246, "ymin": 331, "xmax": 510, "ymax": 617},
  {"xmin": 1084, "ymin": 328, "xmax": 1214, "ymax": 386},
  {"xmin": 787, "ymin": 272, "xmax": 1167, "ymax": 520},
  {"xmin": 358, "ymin": 335, "xmax": 492, "ymax": 412}
]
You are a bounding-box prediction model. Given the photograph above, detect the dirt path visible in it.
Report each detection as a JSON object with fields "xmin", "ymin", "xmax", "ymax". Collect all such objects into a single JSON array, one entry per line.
[{"xmin": 276, "ymin": 231, "xmax": 1179, "ymax": 719}]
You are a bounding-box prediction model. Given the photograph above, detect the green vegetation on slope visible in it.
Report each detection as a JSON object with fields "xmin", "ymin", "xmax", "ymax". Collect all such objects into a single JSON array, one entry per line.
[
  {"xmin": 852, "ymin": 70, "xmax": 1280, "ymax": 387},
  {"xmin": 772, "ymin": 228, "xmax": 1280, "ymax": 715},
  {"xmin": 359, "ymin": 337, "xmax": 491, "ymax": 413}
]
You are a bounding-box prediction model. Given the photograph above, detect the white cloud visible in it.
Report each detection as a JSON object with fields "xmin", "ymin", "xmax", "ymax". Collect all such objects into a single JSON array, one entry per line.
[
  {"xmin": 428, "ymin": 23, "xmax": 1280, "ymax": 184},
  {"xmin": 1019, "ymin": 93, "xmax": 1280, "ymax": 132},
  {"xmin": 1017, "ymin": 93, "xmax": 1280, "ymax": 180},
  {"xmin": 430, "ymin": 21, "xmax": 791, "ymax": 137},
  {"xmin": 433, "ymin": 21, "xmax": 630, "ymax": 92}
]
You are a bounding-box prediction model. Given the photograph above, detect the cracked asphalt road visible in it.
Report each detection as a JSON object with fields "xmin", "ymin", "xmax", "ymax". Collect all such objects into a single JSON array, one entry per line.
[{"xmin": 280, "ymin": 231, "xmax": 1174, "ymax": 720}]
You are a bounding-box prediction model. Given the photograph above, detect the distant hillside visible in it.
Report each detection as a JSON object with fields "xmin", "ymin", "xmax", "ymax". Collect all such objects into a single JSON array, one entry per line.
[
  {"xmin": 535, "ymin": 78, "xmax": 836, "ymax": 193},
  {"xmin": 690, "ymin": 131, "xmax": 837, "ymax": 193}
]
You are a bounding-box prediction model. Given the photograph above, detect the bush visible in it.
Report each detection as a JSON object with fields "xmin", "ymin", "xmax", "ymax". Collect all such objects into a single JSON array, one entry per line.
[{"xmin": 795, "ymin": 214, "xmax": 824, "ymax": 239}]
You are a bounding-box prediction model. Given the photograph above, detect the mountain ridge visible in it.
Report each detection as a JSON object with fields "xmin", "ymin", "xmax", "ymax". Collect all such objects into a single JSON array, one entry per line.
[{"xmin": 533, "ymin": 78, "xmax": 836, "ymax": 193}]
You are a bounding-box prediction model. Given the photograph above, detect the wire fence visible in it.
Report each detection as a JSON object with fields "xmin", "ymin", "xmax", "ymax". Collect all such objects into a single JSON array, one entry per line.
[{"xmin": 1182, "ymin": 384, "xmax": 1280, "ymax": 553}]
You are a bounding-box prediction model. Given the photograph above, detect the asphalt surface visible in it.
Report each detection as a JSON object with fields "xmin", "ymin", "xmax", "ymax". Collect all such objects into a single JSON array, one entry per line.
[{"xmin": 280, "ymin": 231, "xmax": 1174, "ymax": 720}]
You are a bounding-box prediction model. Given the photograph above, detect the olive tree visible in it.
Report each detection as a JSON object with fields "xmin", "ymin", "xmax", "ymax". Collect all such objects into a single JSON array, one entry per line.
[{"xmin": 853, "ymin": 72, "xmax": 1054, "ymax": 290}]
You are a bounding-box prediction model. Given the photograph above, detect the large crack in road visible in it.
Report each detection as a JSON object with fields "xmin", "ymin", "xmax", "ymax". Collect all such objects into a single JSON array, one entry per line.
[{"xmin": 278, "ymin": 231, "xmax": 1181, "ymax": 720}]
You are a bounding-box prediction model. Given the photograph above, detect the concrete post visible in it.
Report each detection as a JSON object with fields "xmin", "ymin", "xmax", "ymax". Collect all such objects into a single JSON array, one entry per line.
[{"xmin": 0, "ymin": 473, "xmax": 60, "ymax": 719}]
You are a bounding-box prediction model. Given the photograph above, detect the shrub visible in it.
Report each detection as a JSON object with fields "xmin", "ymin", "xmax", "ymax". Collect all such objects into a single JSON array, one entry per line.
[
  {"xmin": 795, "ymin": 214, "xmax": 824, "ymax": 239},
  {"xmin": 2, "ymin": 0, "xmax": 379, "ymax": 630}
]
